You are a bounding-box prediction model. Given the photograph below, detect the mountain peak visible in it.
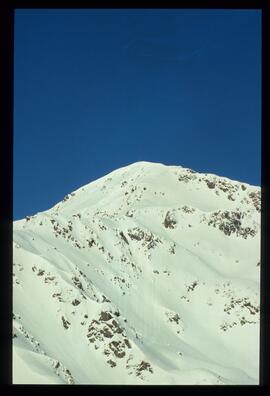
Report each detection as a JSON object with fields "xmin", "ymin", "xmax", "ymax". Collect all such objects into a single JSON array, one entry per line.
[{"xmin": 13, "ymin": 163, "xmax": 260, "ymax": 384}]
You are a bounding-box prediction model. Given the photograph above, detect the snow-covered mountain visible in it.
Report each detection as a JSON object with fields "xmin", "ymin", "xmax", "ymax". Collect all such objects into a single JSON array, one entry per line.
[{"xmin": 13, "ymin": 161, "xmax": 261, "ymax": 385}]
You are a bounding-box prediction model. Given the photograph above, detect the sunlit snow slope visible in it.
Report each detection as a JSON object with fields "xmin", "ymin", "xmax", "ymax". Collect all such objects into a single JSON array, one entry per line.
[{"xmin": 13, "ymin": 162, "xmax": 260, "ymax": 385}]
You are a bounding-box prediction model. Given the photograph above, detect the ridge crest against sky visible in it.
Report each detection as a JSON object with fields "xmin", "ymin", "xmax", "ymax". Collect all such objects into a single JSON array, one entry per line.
[
  {"xmin": 14, "ymin": 161, "xmax": 260, "ymax": 222},
  {"xmin": 13, "ymin": 159, "xmax": 260, "ymax": 384},
  {"xmin": 14, "ymin": 9, "xmax": 261, "ymax": 220}
]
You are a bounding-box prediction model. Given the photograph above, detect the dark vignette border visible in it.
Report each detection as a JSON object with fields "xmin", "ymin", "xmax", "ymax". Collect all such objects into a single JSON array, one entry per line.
[
  {"xmin": 0, "ymin": 0, "xmax": 14, "ymax": 388},
  {"xmin": 0, "ymin": 0, "xmax": 268, "ymax": 394},
  {"xmin": 261, "ymin": 3, "xmax": 270, "ymax": 390}
]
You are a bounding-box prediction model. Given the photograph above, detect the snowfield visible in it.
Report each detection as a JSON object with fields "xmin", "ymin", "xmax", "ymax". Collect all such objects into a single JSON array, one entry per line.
[{"xmin": 13, "ymin": 161, "xmax": 260, "ymax": 384}]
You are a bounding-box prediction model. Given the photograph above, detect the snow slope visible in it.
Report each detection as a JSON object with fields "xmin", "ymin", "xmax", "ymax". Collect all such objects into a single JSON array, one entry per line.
[{"xmin": 13, "ymin": 161, "xmax": 261, "ymax": 385}]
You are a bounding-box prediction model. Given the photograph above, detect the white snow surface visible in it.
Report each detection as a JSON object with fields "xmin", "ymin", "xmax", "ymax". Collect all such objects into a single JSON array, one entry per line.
[{"xmin": 13, "ymin": 161, "xmax": 261, "ymax": 385}]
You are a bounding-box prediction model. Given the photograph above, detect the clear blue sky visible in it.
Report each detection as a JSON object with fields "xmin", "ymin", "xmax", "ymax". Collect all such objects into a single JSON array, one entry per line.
[{"xmin": 14, "ymin": 9, "xmax": 261, "ymax": 220}]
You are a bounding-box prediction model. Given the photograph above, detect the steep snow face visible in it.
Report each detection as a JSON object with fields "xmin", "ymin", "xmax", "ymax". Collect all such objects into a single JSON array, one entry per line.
[{"xmin": 13, "ymin": 162, "xmax": 261, "ymax": 385}]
